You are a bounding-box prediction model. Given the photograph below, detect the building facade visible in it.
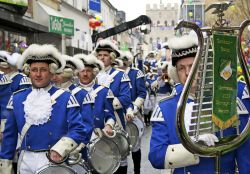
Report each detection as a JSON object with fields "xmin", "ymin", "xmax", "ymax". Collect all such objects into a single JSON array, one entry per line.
[{"xmin": 146, "ymin": 3, "xmax": 179, "ymax": 53}]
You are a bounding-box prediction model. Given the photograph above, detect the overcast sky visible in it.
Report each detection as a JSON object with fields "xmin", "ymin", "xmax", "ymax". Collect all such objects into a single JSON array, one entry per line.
[{"xmin": 109, "ymin": 0, "xmax": 181, "ymax": 21}]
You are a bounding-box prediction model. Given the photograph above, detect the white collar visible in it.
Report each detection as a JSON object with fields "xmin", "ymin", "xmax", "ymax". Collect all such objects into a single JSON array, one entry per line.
[
  {"xmin": 79, "ymin": 80, "xmax": 95, "ymax": 92},
  {"xmin": 105, "ymin": 66, "xmax": 112, "ymax": 73},
  {"xmin": 60, "ymin": 81, "xmax": 73, "ymax": 90},
  {"xmin": 32, "ymin": 83, "xmax": 52, "ymax": 92}
]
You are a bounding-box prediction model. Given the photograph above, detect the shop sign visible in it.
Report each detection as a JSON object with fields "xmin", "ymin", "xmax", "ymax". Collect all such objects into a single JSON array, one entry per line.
[
  {"xmin": 49, "ymin": 15, "xmax": 74, "ymax": 36},
  {"xmin": 0, "ymin": 0, "xmax": 28, "ymax": 6}
]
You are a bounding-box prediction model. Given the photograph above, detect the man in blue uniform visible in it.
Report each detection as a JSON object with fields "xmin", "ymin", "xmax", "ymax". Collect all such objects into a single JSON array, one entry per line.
[
  {"xmin": 0, "ymin": 44, "xmax": 89, "ymax": 174},
  {"xmin": 51, "ymin": 54, "xmax": 94, "ymax": 144},
  {"xmin": 94, "ymin": 39, "xmax": 132, "ymax": 174},
  {"xmin": 75, "ymin": 53, "xmax": 115, "ymax": 136},
  {"xmin": 149, "ymin": 33, "xmax": 250, "ymax": 174},
  {"xmin": 0, "ymin": 52, "xmax": 31, "ymax": 135},
  {"xmin": 119, "ymin": 51, "xmax": 147, "ymax": 174}
]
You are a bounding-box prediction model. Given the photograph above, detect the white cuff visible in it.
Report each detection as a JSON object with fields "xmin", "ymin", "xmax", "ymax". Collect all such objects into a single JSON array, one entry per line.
[
  {"xmin": 134, "ymin": 97, "xmax": 145, "ymax": 108},
  {"xmin": 0, "ymin": 159, "xmax": 14, "ymax": 174},
  {"xmin": 126, "ymin": 108, "xmax": 135, "ymax": 118},
  {"xmin": 51, "ymin": 137, "xmax": 78, "ymax": 158},
  {"xmin": 69, "ymin": 143, "xmax": 85, "ymax": 156},
  {"xmin": 113, "ymin": 97, "xmax": 123, "ymax": 110},
  {"xmin": 105, "ymin": 119, "xmax": 115, "ymax": 128},
  {"xmin": 165, "ymin": 144, "xmax": 199, "ymax": 169}
]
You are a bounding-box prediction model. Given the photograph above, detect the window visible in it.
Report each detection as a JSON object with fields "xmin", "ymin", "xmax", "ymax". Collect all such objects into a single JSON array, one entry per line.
[
  {"xmin": 171, "ymin": 20, "xmax": 175, "ymax": 26},
  {"xmin": 164, "ymin": 20, "xmax": 168, "ymax": 26}
]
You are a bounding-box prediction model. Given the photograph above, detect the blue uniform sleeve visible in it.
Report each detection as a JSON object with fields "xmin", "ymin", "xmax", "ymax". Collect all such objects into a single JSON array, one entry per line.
[
  {"xmin": 148, "ymin": 105, "xmax": 169, "ymax": 169},
  {"xmin": 117, "ymin": 74, "xmax": 132, "ymax": 110},
  {"xmin": 137, "ymin": 58, "xmax": 144, "ymax": 72},
  {"xmin": 0, "ymin": 110, "xmax": 18, "ymax": 160},
  {"xmin": 149, "ymin": 120, "xmax": 168, "ymax": 169},
  {"xmin": 104, "ymin": 96, "xmax": 115, "ymax": 123},
  {"xmin": 136, "ymin": 71, "xmax": 147, "ymax": 100}
]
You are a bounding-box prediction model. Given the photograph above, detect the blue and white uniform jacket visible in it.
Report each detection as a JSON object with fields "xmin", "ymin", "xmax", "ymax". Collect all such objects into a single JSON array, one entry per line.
[
  {"xmin": 0, "ymin": 73, "xmax": 11, "ymax": 122},
  {"xmin": 97, "ymin": 67, "xmax": 132, "ymax": 128},
  {"xmin": 235, "ymin": 81, "xmax": 250, "ymax": 173},
  {"xmin": 0, "ymin": 85, "xmax": 87, "ymax": 160},
  {"xmin": 149, "ymin": 84, "xmax": 250, "ymax": 174},
  {"xmin": 1, "ymin": 72, "xmax": 31, "ymax": 121},
  {"xmin": 56, "ymin": 81, "xmax": 94, "ymax": 143},
  {"xmin": 87, "ymin": 83, "xmax": 115, "ymax": 129}
]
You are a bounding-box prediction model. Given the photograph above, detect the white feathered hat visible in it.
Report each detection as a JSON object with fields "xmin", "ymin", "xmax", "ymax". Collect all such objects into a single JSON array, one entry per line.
[
  {"xmin": 10, "ymin": 53, "xmax": 21, "ymax": 67},
  {"xmin": 112, "ymin": 59, "xmax": 124, "ymax": 68},
  {"xmin": 168, "ymin": 31, "xmax": 198, "ymax": 83},
  {"xmin": 61, "ymin": 54, "xmax": 85, "ymax": 77},
  {"xmin": 157, "ymin": 61, "xmax": 169, "ymax": 70},
  {"xmin": 0, "ymin": 51, "xmax": 12, "ymax": 68},
  {"xmin": 169, "ymin": 32, "xmax": 198, "ymax": 66},
  {"xmin": 17, "ymin": 44, "xmax": 65, "ymax": 74},
  {"xmin": 119, "ymin": 51, "xmax": 134, "ymax": 63},
  {"xmin": 74, "ymin": 53, "xmax": 104, "ymax": 72},
  {"xmin": 94, "ymin": 39, "xmax": 121, "ymax": 58}
]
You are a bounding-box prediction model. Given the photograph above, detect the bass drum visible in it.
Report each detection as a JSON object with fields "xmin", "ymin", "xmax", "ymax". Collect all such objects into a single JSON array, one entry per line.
[
  {"xmin": 36, "ymin": 163, "xmax": 77, "ymax": 174},
  {"xmin": 126, "ymin": 117, "xmax": 145, "ymax": 150},
  {"xmin": 87, "ymin": 136, "xmax": 121, "ymax": 174},
  {"xmin": 111, "ymin": 128, "xmax": 131, "ymax": 159}
]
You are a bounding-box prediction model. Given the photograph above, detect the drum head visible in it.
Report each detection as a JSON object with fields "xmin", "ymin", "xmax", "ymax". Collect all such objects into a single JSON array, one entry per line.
[
  {"xmin": 70, "ymin": 161, "xmax": 90, "ymax": 174},
  {"xmin": 88, "ymin": 137, "xmax": 121, "ymax": 174},
  {"xmin": 126, "ymin": 122, "xmax": 139, "ymax": 149},
  {"xmin": 36, "ymin": 164, "xmax": 77, "ymax": 174},
  {"xmin": 133, "ymin": 117, "xmax": 145, "ymax": 137},
  {"xmin": 111, "ymin": 130, "xmax": 131, "ymax": 159}
]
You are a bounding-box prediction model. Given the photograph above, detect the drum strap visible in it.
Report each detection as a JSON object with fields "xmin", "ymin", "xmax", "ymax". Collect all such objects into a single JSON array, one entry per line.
[
  {"xmin": 71, "ymin": 87, "xmax": 82, "ymax": 95},
  {"xmin": 90, "ymin": 86, "xmax": 104, "ymax": 99},
  {"xmin": 19, "ymin": 89, "xmax": 65, "ymax": 147},
  {"xmin": 114, "ymin": 111, "xmax": 124, "ymax": 131}
]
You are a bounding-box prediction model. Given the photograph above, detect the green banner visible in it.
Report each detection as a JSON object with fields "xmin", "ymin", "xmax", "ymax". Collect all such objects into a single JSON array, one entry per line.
[
  {"xmin": 0, "ymin": 0, "xmax": 28, "ymax": 6},
  {"xmin": 212, "ymin": 33, "xmax": 237, "ymax": 129},
  {"xmin": 49, "ymin": 15, "xmax": 74, "ymax": 36}
]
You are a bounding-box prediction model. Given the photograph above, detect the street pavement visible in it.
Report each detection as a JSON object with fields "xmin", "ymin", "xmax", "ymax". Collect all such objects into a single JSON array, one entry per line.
[{"xmin": 127, "ymin": 125, "xmax": 161, "ymax": 174}]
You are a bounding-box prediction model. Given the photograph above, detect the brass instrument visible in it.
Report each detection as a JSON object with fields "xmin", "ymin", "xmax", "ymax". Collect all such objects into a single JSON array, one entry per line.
[{"xmin": 175, "ymin": 2, "xmax": 250, "ymax": 173}]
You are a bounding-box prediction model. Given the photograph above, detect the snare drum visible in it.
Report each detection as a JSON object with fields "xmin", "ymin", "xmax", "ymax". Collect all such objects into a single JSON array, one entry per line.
[
  {"xmin": 110, "ymin": 128, "xmax": 131, "ymax": 159},
  {"xmin": 87, "ymin": 136, "xmax": 121, "ymax": 174},
  {"xmin": 126, "ymin": 117, "xmax": 145, "ymax": 150},
  {"xmin": 70, "ymin": 160, "xmax": 91, "ymax": 174},
  {"xmin": 36, "ymin": 163, "xmax": 77, "ymax": 174}
]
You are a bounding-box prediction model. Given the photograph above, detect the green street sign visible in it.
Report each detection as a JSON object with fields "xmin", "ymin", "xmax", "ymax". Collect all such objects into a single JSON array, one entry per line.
[{"xmin": 49, "ymin": 15, "xmax": 74, "ymax": 36}]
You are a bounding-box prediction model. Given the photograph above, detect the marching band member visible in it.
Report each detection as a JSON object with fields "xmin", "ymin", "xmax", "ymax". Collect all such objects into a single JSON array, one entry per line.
[
  {"xmin": 151, "ymin": 61, "xmax": 173, "ymax": 104},
  {"xmin": 0, "ymin": 52, "xmax": 31, "ymax": 160},
  {"xmin": 94, "ymin": 39, "xmax": 132, "ymax": 174},
  {"xmin": 0, "ymin": 44, "xmax": 88, "ymax": 174},
  {"xmin": 119, "ymin": 51, "xmax": 147, "ymax": 174},
  {"xmin": 148, "ymin": 33, "xmax": 250, "ymax": 174},
  {"xmin": 0, "ymin": 71, "xmax": 11, "ymax": 142},
  {"xmin": 75, "ymin": 53, "xmax": 115, "ymax": 136},
  {"xmin": 51, "ymin": 54, "xmax": 94, "ymax": 144}
]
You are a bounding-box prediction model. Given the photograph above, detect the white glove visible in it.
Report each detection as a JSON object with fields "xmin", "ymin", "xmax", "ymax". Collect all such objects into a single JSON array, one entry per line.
[
  {"xmin": 197, "ymin": 134, "xmax": 219, "ymax": 146},
  {"xmin": 151, "ymin": 80, "xmax": 158, "ymax": 90},
  {"xmin": 133, "ymin": 105, "xmax": 139, "ymax": 114}
]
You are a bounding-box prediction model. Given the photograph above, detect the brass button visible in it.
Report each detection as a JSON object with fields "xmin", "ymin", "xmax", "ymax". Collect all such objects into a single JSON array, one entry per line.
[
  {"xmin": 48, "ymin": 132, "xmax": 52, "ymax": 136},
  {"xmin": 27, "ymin": 146, "xmax": 31, "ymax": 150}
]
